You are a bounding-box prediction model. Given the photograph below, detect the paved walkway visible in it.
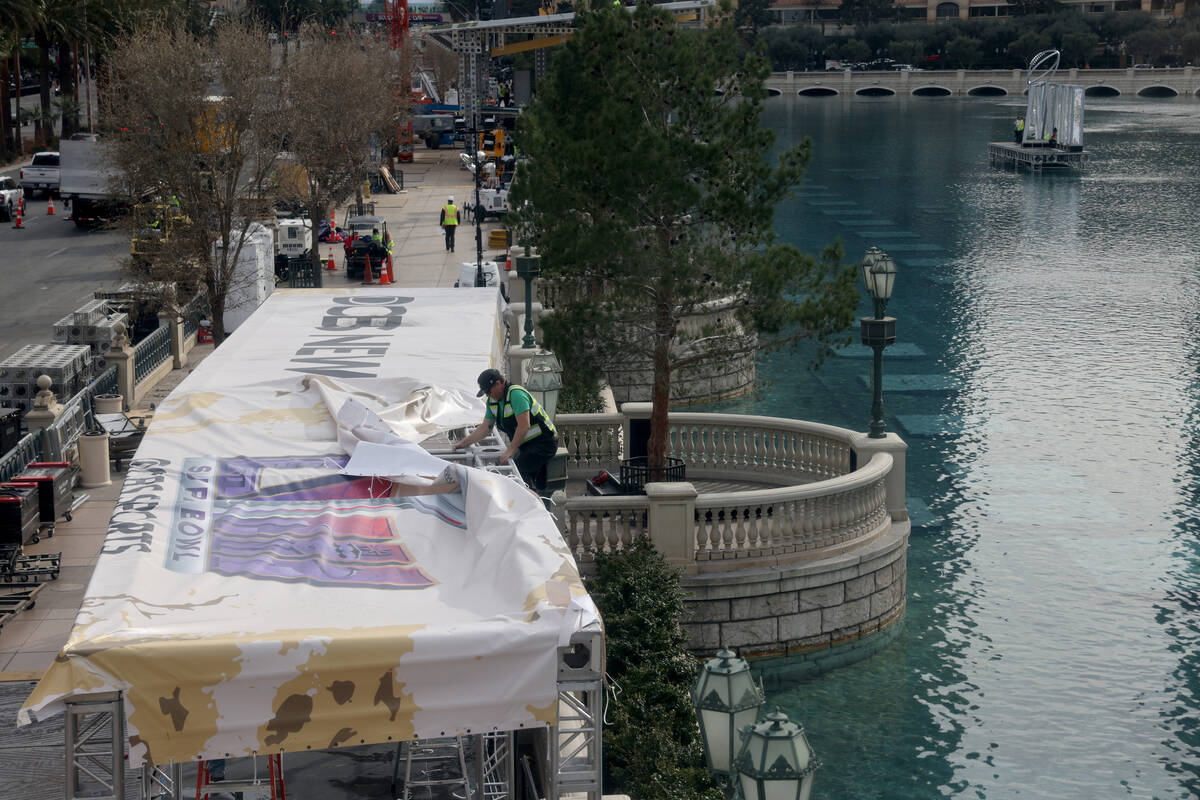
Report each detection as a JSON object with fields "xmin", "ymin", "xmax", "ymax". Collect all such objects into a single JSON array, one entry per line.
[
  {"xmin": 321, "ymin": 150, "xmax": 506, "ymax": 289},
  {"xmin": 0, "ymin": 145, "xmax": 508, "ymax": 678}
]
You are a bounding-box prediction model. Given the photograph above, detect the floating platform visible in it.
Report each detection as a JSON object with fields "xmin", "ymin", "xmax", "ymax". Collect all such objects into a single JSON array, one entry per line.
[{"xmin": 989, "ymin": 142, "xmax": 1087, "ymax": 172}]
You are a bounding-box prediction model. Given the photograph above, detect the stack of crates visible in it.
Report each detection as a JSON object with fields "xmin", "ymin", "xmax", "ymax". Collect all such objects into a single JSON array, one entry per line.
[
  {"xmin": 52, "ymin": 299, "xmax": 129, "ymax": 370},
  {"xmin": 0, "ymin": 344, "xmax": 94, "ymax": 413}
]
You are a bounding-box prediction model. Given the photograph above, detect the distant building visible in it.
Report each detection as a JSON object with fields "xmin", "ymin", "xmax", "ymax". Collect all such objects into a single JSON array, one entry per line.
[{"xmin": 769, "ymin": 0, "xmax": 1184, "ymax": 26}]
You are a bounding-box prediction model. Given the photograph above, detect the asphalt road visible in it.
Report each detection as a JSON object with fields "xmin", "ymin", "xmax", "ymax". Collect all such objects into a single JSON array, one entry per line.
[{"xmin": 0, "ymin": 192, "xmax": 127, "ymax": 363}]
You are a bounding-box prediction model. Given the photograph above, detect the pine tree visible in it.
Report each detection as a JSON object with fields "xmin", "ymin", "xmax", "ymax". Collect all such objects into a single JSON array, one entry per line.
[{"xmin": 512, "ymin": 0, "xmax": 858, "ymax": 471}]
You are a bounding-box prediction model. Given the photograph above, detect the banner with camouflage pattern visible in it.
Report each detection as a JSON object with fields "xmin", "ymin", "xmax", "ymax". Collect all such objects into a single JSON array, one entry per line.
[{"xmin": 19, "ymin": 288, "xmax": 598, "ymax": 768}]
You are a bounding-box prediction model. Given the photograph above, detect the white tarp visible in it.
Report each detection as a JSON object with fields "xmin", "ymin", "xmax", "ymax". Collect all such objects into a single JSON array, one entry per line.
[{"xmin": 20, "ymin": 288, "xmax": 598, "ymax": 768}]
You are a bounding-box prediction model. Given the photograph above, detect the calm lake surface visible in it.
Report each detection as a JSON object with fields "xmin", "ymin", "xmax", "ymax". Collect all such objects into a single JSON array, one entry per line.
[{"xmin": 715, "ymin": 95, "xmax": 1200, "ymax": 798}]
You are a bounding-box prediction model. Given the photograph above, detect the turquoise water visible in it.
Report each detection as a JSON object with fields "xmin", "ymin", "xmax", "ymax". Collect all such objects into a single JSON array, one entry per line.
[{"xmin": 717, "ymin": 96, "xmax": 1200, "ymax": 798}]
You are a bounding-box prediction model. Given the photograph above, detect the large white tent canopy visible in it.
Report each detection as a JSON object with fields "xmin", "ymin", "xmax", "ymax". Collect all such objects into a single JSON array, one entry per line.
[{"xmin": 20, "ymin": 288, "xmax": 598, "ymax": 768}]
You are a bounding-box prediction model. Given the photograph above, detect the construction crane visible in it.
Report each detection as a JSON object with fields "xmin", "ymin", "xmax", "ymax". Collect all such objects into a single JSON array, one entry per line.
[
  {"xmin": 384, "ymin": 0, "xmax": 408, "ymax": 49},
  {"xmin": 383, "ymin": 0, "xmax": 416, "ymax": 162}
]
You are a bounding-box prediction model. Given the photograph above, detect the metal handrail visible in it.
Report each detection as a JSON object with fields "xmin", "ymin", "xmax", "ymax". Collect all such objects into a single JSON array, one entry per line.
[
  {"xmin": 133, "ymin": 325, "xmax": 171, "ymax": 384},
  {"xmin": 43, "ymin": 363, "xmax": 117, "ymax": 461},
  {"xmin": 0, "ymin": 432, "xmax": 43, "ymax": 482},
  {"xmin": 80, "ymin": 365, "xmax": 118, "ymax": 413},
  {"xmin": 181, "ymin": 290, "xmax": 209, "ymax": 338}
]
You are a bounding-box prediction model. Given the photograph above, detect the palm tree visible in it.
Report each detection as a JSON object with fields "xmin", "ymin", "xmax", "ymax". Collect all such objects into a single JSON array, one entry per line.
[{"xmin": 0, "ymin": 1, "xmax": 36, "ymax": 158}]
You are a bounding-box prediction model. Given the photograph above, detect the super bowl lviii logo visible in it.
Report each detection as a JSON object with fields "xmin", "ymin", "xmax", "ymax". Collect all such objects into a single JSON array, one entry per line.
[{"xmin": 165, "ymin": 456, "xmax": 465, "ymax": 589}]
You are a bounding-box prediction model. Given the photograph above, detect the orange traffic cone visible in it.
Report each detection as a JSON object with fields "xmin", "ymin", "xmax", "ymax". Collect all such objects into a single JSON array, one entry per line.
[
  {"xmin": 378, "ymin": 254, "xmax": 394, "ymax": 285},
  {"xmin": 12, "ymin": 209, "xmax": 23, "ymax": 229},
  {"xmin": 46, "ymin": 197, "xmax": 55, "ymax": 215},
  {"xmin": 326, "ymin": 253, "xmax": 336, "ymax": 271},
  {"xmin": 362, "ymin": 254, "xmax": 374, "ymax": 284},
  {"xmin": 505, "ymin": 253, "xmax": 513, "ymax": 271},
  {"xmin": 18, "ymin": 195, "xmax": 25, "ymax": 214}
]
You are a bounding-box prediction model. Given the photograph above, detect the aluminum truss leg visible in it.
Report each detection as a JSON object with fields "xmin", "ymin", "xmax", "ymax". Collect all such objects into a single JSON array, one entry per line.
[
  {"xmin": 400, "ymin": 737, "xmax": 472, "ymax": 800},
  {"xmin": 64, "ymin": 691, "xmax": 126, "ymax": 800},
  {"xmin": 550, "ymin": 683, "xmax": 603, "ymax": 800},
  {"xmin": 551, "ymin": 627, "xmax": 605, "ymax": 800},
  {"xmin": 139, "ymin": 762, "xmax": 183, "ymax": 800},
  {"xmin": 479, "ymin": 731, "xmax": 514, "ymax": 800}
]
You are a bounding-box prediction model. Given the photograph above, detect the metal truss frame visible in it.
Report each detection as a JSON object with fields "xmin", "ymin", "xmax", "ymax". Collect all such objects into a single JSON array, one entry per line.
[
  {"xmin": 550, "ymin": 626, "xmax": 605, "ymax": 800},
  {"xmin": 64, "ymin": 692, "xmax": 126, "ymax": 800}
]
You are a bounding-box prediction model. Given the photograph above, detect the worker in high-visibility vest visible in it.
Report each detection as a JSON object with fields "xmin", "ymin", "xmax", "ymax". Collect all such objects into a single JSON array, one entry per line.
[
  {"xmin": 440, "ymin": 196, "xmax": 459, "ymax": 253},
  {"xmin": 1014, "ymin": 116, "xmax": 1025, "ymax": 144},
  {"xmin": 454, "ymin": 369, "xmax": 559, "ymax": 490}
]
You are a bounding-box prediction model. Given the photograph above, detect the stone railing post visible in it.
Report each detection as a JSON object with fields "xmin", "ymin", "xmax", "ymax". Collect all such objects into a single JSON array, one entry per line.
[
  {"xmin": 645, "ymin": 482, "xmax": 697, "ymax": 572},
  {"xmin": 107, "ymin": 322, "xmax": 135, "ymax": 411},
  {"xmin": 850, "ymin": 431, "xmax": 908, "ymax": 521},
  {"xmin": 507, "ymin": 346, "xmax": 536, "ymax": 386},
  {"xmin": 24, "ymin": 375, "xmax": 64, "ymax": 458},
  {"xmin": 23, "ymin": 375, "xmax": 63, "ymax": 434},
  {"xmin": 620, "ymin": 402, "xmax": 653, "ymax": 462},
  {"xmin": 506, "ymin": 272, "xmax": 527, "ymax": 307},
  {"xmin": 510, "ymin": 302, "xmax": 544, "ymax": 347},
  {"xmin": 159, "ymin": 294, "xmax": 186, "ymax": 370}
]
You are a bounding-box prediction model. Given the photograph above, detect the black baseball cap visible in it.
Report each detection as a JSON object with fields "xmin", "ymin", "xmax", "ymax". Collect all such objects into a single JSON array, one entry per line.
[{"xmin": 476, "ymin": 368, "xmax": 503, "ymax": 397}]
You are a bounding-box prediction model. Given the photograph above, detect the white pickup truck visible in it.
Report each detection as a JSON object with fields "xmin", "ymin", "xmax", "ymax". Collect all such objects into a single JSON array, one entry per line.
[
  {"xmin": 19, "ymin": 151, "xmax": 60, "ymax": 198},
  {"xmin": 0, "ymin": 175, "xmax": 22, "ymax": 221}
]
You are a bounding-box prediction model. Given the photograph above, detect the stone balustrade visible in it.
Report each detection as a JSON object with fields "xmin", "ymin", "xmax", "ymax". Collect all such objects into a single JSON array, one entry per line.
[
  {"xmin": 692, "ymin": 454, "xmax": 889, "ymax": 561},
  {"xmin": 554, "ymin": 404, "xmax": 910, "ymax": 664},
  {"xmin": 555, "ymin": 412, "xmax": 624, "ymax": 474},
  {"xmin": 662, "ymin": 412, "xmax": 853, "ymax": 484}
]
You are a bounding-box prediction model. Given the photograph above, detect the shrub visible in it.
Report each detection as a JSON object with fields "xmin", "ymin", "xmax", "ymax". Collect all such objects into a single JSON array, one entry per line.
[{"xmin": 585, "ymin": 537, "xmax": 723, "ymax": 800}]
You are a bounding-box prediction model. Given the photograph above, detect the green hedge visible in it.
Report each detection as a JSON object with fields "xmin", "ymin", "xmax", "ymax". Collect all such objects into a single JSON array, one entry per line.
[{"xmin": 585, "ymin": 538, "xmax": 723, "ymax": 800}]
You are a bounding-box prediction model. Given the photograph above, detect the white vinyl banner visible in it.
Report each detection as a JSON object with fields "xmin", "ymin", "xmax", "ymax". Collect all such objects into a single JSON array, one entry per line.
[{"xmin": 19, "ymin": 288, "xmax": 599, "ymax": 768}]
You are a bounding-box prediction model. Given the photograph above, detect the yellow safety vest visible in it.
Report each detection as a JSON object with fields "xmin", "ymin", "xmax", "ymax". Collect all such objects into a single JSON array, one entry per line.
[
  {"xmin": 1016, "ymin": 119, "xmax": 1025, "ymax": 131},
  {"xmin": 443, "ymin": 204, "xmax": 459, "ymax": 226}
]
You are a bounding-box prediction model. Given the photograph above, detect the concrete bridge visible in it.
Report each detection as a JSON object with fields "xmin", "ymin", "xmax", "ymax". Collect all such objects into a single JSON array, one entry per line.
[{"xmin": 766, "ymin": 67, "xmax": 1200, "ymax": 98}]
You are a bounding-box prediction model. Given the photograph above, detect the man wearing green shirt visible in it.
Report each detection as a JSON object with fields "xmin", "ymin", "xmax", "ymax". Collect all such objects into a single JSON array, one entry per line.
[{"xmin": 453, "ymin": 368, "xmax": 558, "ymax": 490}]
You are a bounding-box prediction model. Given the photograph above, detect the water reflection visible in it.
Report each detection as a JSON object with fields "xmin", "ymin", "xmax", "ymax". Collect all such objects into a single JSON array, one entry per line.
[{"xmin": 716, "ymin": 96, "xmax": 1200, "ymax": 798}]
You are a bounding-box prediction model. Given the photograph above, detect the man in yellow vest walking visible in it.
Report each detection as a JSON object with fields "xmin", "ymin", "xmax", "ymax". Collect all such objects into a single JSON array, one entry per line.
[{"xmin": 440, "ymin": 195, "xmax": 459, "ymax": 253}]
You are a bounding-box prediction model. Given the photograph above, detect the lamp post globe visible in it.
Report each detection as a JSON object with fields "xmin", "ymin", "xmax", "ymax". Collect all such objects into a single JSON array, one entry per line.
[
  {"xmin": 524, "ymin": 350, "xmax": 563, "ymax": 420},
  {"xmin": 734, "ymin": 710, "xmax": 820, "ymax": 800},
  {"xmin": 861, "ymin": 246, "xmax": 897, "ymax": 319},
  {"xmin": 692, "ymin": 649, "xmax": 765, "ymax": 780},
  {"xmin": 859, "ymin": 246, "xmax": 898, "ymax": 439}
]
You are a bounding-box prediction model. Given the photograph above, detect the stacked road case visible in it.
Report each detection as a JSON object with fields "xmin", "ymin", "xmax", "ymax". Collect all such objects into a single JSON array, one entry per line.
[
  {"xmin": 52, "ymin": 299, "xmax": 129, "ymax": 370},
  {"xmin": 0, "ymin": 344, "xmax": 94, "ymax": 413}
]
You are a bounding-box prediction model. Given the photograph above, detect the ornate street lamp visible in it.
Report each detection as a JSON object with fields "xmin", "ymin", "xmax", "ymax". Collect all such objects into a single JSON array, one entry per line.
[
  {"xmin": 514, "ymin": 245, "xmax": 541, "ymax": 349},
  {"xmin": 524, "ymin": 350, "xmax": 563, "ymax": 420},
  {"xmin": 860, "ymin": 246, "xmax": 897, "ymax": 439},
  {"xmin": 692, "ymin": 649, "xmax": 766, "ymax": 781},
  {"xmin": 734, "ymin": 710, "xmax": 820, "ymax": 800}
]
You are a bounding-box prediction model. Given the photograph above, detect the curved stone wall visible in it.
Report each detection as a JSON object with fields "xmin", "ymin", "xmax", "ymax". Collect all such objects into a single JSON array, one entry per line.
[{"xmin": 681, "ymin": 518, "xmax": 909, "ymax": 661}]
